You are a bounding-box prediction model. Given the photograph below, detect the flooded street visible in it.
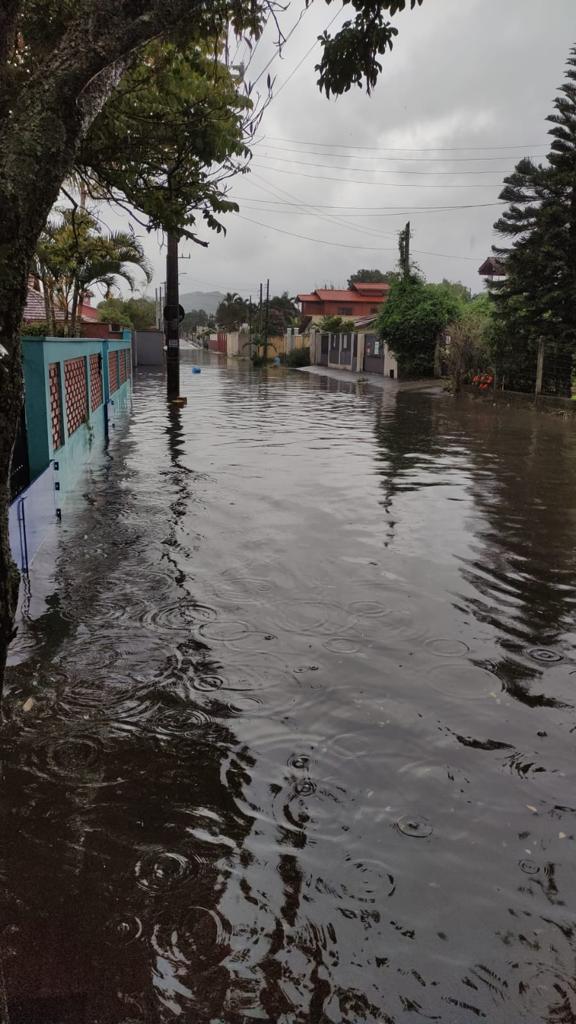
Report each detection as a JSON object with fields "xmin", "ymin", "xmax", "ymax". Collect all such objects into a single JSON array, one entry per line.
[{"xmin": 4, "ymin": 353, "xmax": 576, "ymax": 1023}]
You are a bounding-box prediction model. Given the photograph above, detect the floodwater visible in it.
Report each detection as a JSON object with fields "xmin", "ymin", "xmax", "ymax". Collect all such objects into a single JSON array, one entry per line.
[{"xmin": 4, "ymin": 354, "xmax": 576, "ymax": 1023}]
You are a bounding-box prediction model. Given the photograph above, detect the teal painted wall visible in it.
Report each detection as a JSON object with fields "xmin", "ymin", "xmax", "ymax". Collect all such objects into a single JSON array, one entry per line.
[
  {"xmin": 21, "ymin": 336, "xmax": 132, "ymax": 503},
  {"xmin": 22, "ymin": 341, "xmax": 50, "ymax": 480}
]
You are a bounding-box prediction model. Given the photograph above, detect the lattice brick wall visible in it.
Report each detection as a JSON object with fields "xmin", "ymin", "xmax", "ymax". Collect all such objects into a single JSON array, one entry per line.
[
  {"xmin": 49, "ymin": 363, "xmax": 63, "ymax": 451},
  {"xmin": 90, "ymin": 353, "xmax": 103, "ymax": 411},
  {"xmin": 108, "ymin": 350, "xmax": 118, "ymax": 393},
  {"xmin": 119, "ymin": 348, "xmax": 127, "ymax": 386},
  {"xmin": 64, "ymin": 357, "xmax": 88, "ymax": 436},
  {"xmin": 126, "ymin": 349, "xmax": 132, "ymax": 378}
]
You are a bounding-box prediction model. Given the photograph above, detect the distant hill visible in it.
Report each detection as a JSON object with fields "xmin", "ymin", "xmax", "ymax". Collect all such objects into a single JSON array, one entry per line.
[{"xmin": 180, "ymin": 290, "xmax": 225, "ymax": 315}]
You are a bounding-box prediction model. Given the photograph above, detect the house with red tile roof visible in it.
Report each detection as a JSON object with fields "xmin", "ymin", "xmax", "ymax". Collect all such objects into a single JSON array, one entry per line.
[
  {"xmin": 23, "ymin": 282, "xmax": 66, "ymax": 324},
  {"xmin": 24, "ymin": 279, "xmax": 108, "ymax": 330},
  {"xmin": 297, "ymin": 281, "xmax": 389, "ymax": 319}
]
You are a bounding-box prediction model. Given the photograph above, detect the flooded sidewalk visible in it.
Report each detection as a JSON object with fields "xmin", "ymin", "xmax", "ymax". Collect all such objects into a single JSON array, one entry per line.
[{"xmin": 3, "ymin": 352, "xmax": 576, "ymax": 1023}]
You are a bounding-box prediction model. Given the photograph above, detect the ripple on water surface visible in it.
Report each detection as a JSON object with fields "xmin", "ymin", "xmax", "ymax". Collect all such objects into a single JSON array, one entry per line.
[{"xmin": 6, "ymin": 361, "xmax": 576, "ymax": 1023}]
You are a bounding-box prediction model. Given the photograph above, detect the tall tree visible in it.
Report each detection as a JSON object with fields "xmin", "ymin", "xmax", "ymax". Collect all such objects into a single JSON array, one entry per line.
[
  {"xmin": 492, "ymin": 46, "xmax": 576, "ymax": 394},
  {"xmin": 36, "ymin": 209, "xmax": 152, "ymax": 335},
  {"xmin": 76, "ymin": 39, "xmax": 254, "ymax": 242},
  {"xmin": 97, "ymin": 297, "xmax": 157, "ymax": 330},
  {"xmin": 181, "ymin": 309, "xmax": 209, "ymax": 335},
  {"xmin": 216, "ymin": 292, "xmax": 248, "ymax": 330},
  {"xmin": 267, "ymin": 291, "xmax": 299, "ymax": 335},
  {"xmin": 377, "ymin": 275, "xmax": 462, "ymax": 377},
  {"xmin": 0, "ymin": 0, "xmax": 423, "ymax": 685},
  {"xmin": 347, "ymin": 268, "xmax": 393, "ymax": 287}
]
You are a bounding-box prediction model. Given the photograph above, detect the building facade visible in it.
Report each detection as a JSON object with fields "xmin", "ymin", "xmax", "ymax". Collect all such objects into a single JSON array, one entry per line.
[
  {"xmin": 300, "ymin": 315, "xmax": 398, "ymax": 379},
  {"xmin": 297, "ymin": 282, "xmax": 390, "ymax": 319}
]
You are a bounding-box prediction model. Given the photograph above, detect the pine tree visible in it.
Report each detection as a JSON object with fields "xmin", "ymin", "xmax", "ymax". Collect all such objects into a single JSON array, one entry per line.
[{"xmin": 492, "ymin": 47, "xmax": 576, "ymax": 395}]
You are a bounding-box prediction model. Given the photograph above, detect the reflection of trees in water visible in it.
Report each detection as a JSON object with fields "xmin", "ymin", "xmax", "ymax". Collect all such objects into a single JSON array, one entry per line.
[
  {"xmin": 373, "ymin": 390, "xmax": 576, "ymax": 708},
  {"xmin": 0, "ymin": 395, "xmax": 250, "ymax": 1022},
  {"xmin": 451, "ymin": 399, "xmax": 576, "ymax": 710},
  {"xmin": 374, "ymin": 389, "xmax": 447, "ymax": 548},
  {"xmin": 369, "ymin": 390, "xmax": 576, "ymax": 1023}
]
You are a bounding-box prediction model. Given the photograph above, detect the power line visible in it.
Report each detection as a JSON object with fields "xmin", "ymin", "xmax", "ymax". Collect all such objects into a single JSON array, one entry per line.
[
  {"xmin": 237, "ymin": 202, "xmax": 504, "ymax": 219},
  {"xmin": 252, "ymin": 163, "xmax": 501, "ymax": 188},
  {"xmin": 262, "ymin": 135, "xmax": 549, "ymax": 152},
  {"xmin": 178, "ymin": 274, "xmax": 255, "ymax": 296},
  {"xmin": 272, "ymin": 4, "xmax": 344, "ymax": 99},
  {"xmin": 255, "ymin": 143, "xmax": 544, "ymax": 164},
  {"xmin": 251, "ymin": 4, "xmax": 313, "ymax": 89},
  {"xmin": 250, "ymin": 170, "xmax": 397, "ymax": 241},
  {"xmin": 242, "ymin": 13, "xmax": 270, "ymax": 74},
  {"xmin": 233, "ymin": 196, "xmax": 506, "ymax": 212},
  {"xmin": 234, "ymin": 212, "xmax": 481, "ymax": 261},
  {"xmin": 257, "ymin": 154, "xmax": 512, "ymax": 175}
]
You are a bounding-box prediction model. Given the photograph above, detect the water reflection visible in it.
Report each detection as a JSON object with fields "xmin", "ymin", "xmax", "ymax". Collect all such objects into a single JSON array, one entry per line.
[{"xmin": 2, "ymin": 359, "xmax": 576, "ymax": 1021}]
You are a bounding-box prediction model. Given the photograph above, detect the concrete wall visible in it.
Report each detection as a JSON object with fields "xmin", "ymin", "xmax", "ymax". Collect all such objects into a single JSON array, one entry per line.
[
  {"xmin": 20, "ymin": 335, "xmax": 132, "ymax": 499},
  {"xmin": 9, "ymin": 464, "xmax": 57, "ymax": 572},
  {"xmin": 11, "ymin": 335, "xmax": 133, "ymax": 570},
  {"xmin": 226, "ymin": 330, "xmax": 251, "ymax": 357},
  {"xmin": 134, "ymin": 329, "xmax": 164, "ymax": 366},
  {"xmin": 308, "ymin": 329, "xmax": 397, "ymax": 378}
]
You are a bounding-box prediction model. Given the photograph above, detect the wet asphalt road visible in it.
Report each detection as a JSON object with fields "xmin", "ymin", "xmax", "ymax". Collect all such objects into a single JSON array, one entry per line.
[{"xmin": 3, "ymin": 353, "xmax": 576, "ymax": 1023}]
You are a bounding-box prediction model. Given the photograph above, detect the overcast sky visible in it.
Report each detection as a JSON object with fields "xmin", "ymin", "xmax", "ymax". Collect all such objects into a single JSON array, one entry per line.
[{"xmin": 107, "ymin": 0, "xmax": 576, "ymax": 302}]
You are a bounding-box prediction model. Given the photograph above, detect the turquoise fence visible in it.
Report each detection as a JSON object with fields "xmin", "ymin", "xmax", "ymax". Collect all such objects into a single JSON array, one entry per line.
[{"xmin": 9, "ymin": 333, "xmax": 132, "ymax": 571}]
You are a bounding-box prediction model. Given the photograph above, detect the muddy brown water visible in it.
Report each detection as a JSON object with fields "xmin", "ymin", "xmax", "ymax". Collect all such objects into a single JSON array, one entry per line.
[{"xmin": 3, "ymin": 354, "xmax": 576, "ymax": 1023}]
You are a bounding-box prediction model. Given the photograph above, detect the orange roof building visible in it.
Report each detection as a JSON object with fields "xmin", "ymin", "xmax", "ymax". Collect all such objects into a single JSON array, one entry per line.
[{"xmin": 297, "ymin": 281, "xmax": 389, "ymax": 318}]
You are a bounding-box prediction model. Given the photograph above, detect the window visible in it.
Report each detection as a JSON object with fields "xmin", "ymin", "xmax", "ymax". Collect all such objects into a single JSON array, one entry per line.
[{"xmin": 339, "ymin": 306, "xmax": 352, "ymax": 315}]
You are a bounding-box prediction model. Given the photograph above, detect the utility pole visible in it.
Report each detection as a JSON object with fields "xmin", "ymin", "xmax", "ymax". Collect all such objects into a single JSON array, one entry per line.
[
  {"xmin": 258, "ymin": 282, "xmax": 263, "ymax": 361},
  {"xmin": 535, "ymin": 337, "xmax": 545, "ymax": 395},
  {"xmin": 165, "ymin": 232, "xmax": 180, "ymax": 398},
  {"xmin": 263, "ymin": 278, "xmax": 270, "ymax": 362},
  {"xmin": 399, "ymin": 221, "xmax": 411, "ymax": 281},
  {"xmin": 248, "ymin": 294, "xmax": 252, "ymax": 351}
]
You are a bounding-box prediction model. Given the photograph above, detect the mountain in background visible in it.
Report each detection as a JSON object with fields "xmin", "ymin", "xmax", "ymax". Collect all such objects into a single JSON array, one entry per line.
[{"xmin": 180, "ymin": 290, "xmax": 225, "ymax": 315}]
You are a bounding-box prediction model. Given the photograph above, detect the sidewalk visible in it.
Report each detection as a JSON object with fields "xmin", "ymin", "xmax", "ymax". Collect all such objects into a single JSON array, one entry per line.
[{"xmin": 299, "ymin": 365, "xmax": 443, "ymax": 393}]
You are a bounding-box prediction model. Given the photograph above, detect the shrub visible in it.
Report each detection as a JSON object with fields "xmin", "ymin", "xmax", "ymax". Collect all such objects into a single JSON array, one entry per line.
[
  {"xmin": 286, "ymin": 346, "xmax": 310, "ymax": 367},
  {"xmin": 21, "ymin": 321, "xmax": 67, "ymax": 337}
]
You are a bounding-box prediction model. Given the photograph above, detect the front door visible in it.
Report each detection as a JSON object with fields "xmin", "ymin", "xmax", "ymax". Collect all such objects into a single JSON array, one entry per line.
[
  {"xmin": 363, "ymin": 334, "xmax": 384, "ymax": 375},
  {"xmin": 319, "ymin": 334, "xmax": 329, "ymax": 366}
]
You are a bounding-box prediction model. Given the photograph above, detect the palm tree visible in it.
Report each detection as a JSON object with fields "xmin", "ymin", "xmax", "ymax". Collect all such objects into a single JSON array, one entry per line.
[
  {"xmin": 35, "ymin": 209, "xmax": 152, "ymax": 335},
  {"xmin": 216, "ymin": 291, "xmax": 247, "ymax": 330}
]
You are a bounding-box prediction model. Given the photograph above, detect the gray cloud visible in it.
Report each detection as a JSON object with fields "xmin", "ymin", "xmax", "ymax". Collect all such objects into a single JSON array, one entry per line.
[{"xmin": 105, "ymin": 0, "xmax": 576, "ymax": 301}]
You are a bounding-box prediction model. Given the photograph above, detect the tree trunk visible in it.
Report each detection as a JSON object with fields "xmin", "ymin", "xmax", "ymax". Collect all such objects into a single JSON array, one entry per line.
[
  {"xmin": 0, "ymin": 53, "xmax": 141, "ymax": 693},
  {"xmin": 0, "ymin": 0, "xmax": 204, "ymax": 694},
  {"xmin": 535, "ymin": 337, "xmax": 545, "ymax": 395},
  {"xmin": 40, "ymin": 270, "xmax": 55, "ymax": 335},
  {"xmin": 70, "ymin": 281, "xmax": 81, "ymax": 338},
  {"xmin": 0, "ymin": 124, "xmax": 79, "ymax": 691}
]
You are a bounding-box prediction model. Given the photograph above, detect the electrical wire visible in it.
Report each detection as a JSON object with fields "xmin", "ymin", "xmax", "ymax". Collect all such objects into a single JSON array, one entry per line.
[
  {"xmin": 234, "ymin": 212, "xmax": 481, "ymax": 260},
  {"xmin": 254, "ymin": 143, "xmax": 544, "ymax": 164},
  {"xmin": 256, "ymin": 154, "xmax": 512, "ymax": 175},
  {"xmin": 250, "ymin": 171, "xmax": 397, "ymax": 241},
  {"xmin": 232, "ymin": 196, "xmax": 506, "ymax": 212},
  {"xmin": 252, "ymin": 164, "xmax": 502, "ymax": 188},
  {"xmin": 272, "ymin": 4, "xmax": 344, "ymax": 99},
  {"xmin": 237, "ymin": 202, "xmax": 504, "ymax": 218},
  {"xmin": 261, "ymin": 135, "xmax": 549, "ymax": 152},
  {"xmin": 251, "ymin": 4, "xmax": 314, "ymax": 89}
]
